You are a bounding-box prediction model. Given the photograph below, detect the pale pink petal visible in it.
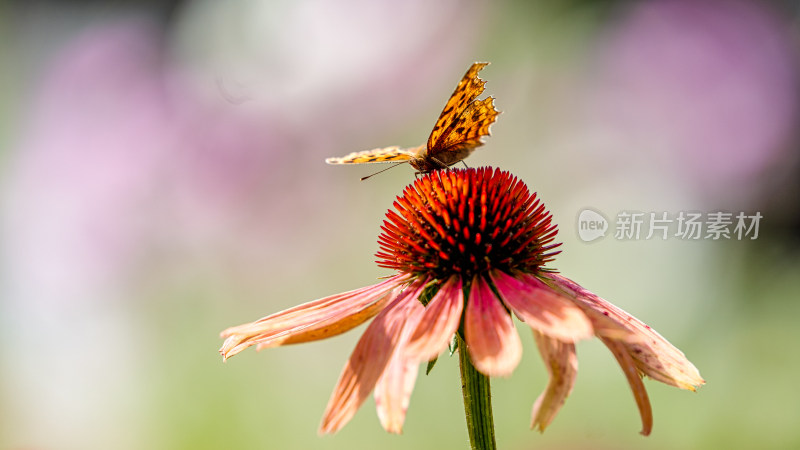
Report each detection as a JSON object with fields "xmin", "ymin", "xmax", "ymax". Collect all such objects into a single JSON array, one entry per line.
[
  {"xmin": 219, "ymin": 274, "xmax": 409, "ymax": 359},
  {"xmin": 602, "ymin": 337, "xmax": 653, "ymax": 436},
  {"xmin": 548, "ymin": 274, "xmax": 705, "ymax": 391},
  {"xmin": 374, "ymin": 299, "xmax": 425, "ymax": 434},
  {"xmin": 530, "ymin": 330, "xmax": 578, "ymax": 432},
  {"xmin": 319, "ymin": 282, "xmax": 425, "ymax": 434},
  {"xmin": 464, "ymin": 276, "xmax": 522, "ymax": 377},
  {"xmin": 374, "ymin": 350, "xmax": 420, "ymax": 433},
  {"xmin": 539, "ymin": 273, "xmax": 633, "ymax": 341},
  {"xmin": 491, "ymin": 270, "xmax": 593, "ymax": 342},
  {"xmin": 405, "ymin": 277, "xmax": 464, "ymax": 362}
]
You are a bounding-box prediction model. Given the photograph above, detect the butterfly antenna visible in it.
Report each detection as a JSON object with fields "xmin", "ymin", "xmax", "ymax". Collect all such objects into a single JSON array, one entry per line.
[{"xmin": 360, "ymin": 162, "xmax": 407, "ymax": 181}]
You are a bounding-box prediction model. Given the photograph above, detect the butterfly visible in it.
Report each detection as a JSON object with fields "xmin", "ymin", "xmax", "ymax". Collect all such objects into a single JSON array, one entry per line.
[{"xmin": 326, "ymin": 62, "xmax": 500, "ymax": 178}]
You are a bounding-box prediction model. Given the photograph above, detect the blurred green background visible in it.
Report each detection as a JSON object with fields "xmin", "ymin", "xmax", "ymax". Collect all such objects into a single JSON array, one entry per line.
[{"xmin": 2, "ymin": 0, "xmax": 799, "ymax": 449}]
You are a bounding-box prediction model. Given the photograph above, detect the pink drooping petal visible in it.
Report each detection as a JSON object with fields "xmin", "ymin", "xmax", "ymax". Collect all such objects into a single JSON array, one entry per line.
[
  {"xmin": 539, "ymin": 274, "xmax": 633, "ymax": 341},
  {"xmin": 319, "ymin": 282, "xmax": 425, "ymax": 434},
  {"xmin": 374, "ymin": 348, "xmax": 421, "ymax": 433},
  {"xmin": 548, "ymin": 274, "xmax": 705, "ymax": 391},
  {"xmin": 219, "ymin": 274, "xmax": 409, "ymax": 359},
  {"xmin": 530, "ymin": 330, "xmax": 578, "ymax": 432},
  {"xmin": 602, "ymin": 337, "xmax": 653, "ymax": 436},
  {"xmin": 405, "ymin": 277, "xmax": 464, "ymax": 362},
  {"xmin": 373, "ymin": 299, "xmax": 425, "ymax": 434},
  {"xmin": 464, "ymin": 276, "xmax": 522, "ymax": 377},
  {"xmin": 491, "ymin": 270, "xmax": 593, "ymax": 342}
]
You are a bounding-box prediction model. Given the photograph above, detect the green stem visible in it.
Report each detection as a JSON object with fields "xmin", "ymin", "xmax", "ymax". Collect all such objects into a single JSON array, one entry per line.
[{"xmin": 458, "ymin": 334, "xmax": 496, "ymax": 450}]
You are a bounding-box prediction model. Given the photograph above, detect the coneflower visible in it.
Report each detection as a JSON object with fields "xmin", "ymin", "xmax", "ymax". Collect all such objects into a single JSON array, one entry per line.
[{"xmin": 220, "ymin": 167, "xmax": 704, "ymax": 447}]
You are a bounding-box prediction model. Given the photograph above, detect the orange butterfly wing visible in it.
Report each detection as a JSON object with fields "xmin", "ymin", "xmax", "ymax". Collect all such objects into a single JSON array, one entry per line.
[
  {"xmin": 325, "ymin": 146, "xmax": 423, "ymax": 165},
  {"xmin": 422, "ymin": 62, "xmax": 500, "ymax": 169},
  {"xmin": 326, "ymin": 62, "xmax": 499, "ymax": 175}
]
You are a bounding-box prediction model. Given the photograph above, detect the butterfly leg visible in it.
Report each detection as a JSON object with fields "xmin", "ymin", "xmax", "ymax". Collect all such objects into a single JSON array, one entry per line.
[{"xmin": 430, "ymin": 156, "xmax": 450, "ymax": 169}]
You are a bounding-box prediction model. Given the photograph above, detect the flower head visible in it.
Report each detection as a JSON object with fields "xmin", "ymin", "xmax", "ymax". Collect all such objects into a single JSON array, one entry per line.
[
  {"xmin": 220, "ymin": 167, "xmax": 704, "ymax": 436},
  {"xmin": 376, "ymin": 166, "xmax": 560, "ymax": 279}
]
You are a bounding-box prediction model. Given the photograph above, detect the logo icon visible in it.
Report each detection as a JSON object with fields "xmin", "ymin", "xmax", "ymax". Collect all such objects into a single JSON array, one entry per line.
[{"xmin": 578, "ymin": 209, "xmax": 608, "ymax": 242}]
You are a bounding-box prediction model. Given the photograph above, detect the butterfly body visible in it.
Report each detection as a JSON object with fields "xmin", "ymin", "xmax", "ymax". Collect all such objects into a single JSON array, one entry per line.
[{"xmin": 326, "ymin": 62, "xmax": 499, "ymax": 175}]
